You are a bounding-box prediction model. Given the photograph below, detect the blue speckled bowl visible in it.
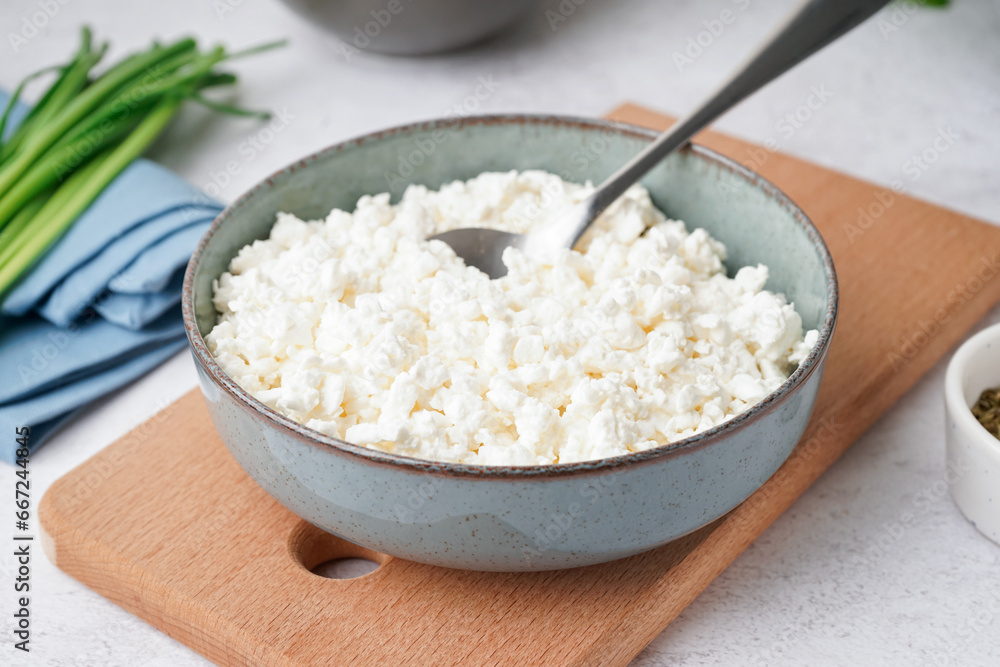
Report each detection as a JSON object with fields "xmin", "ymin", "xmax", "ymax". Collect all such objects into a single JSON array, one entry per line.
[{"xmin": 182, "ymin": 115, "xmax": 838, "ymax": 571}]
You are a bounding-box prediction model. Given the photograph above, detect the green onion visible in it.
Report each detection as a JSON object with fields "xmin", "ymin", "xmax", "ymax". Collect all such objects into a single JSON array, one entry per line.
[
  {"xmin": 0, "ymin": 97, "xmax": 182, "ymax": 293},
  {"xmin": 0, "ymin": 27, "xmax": 98, "ymax": 161},
  {"xmin": 0, "ymin": 189, "xmax": 51, "ymax": 259},
  {"xmin": 0, "ymin": 159, "xmax": 103, "ymax": 271},
  {"xmin": 0, "ymin": 116, "xmax": 138, "ymax": 229},
  {"xmin": 0, "ymin": 27, "xmax": 282, "ymax": 298},
  {"xmin": 0, "ymin": 35, "xmax": 196, "ymax": 198}
]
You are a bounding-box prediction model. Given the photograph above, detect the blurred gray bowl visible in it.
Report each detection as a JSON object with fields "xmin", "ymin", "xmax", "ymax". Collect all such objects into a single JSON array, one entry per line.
[{"xmin": 280, "ymin": 0, "xmax": 542, "ymax": 55}]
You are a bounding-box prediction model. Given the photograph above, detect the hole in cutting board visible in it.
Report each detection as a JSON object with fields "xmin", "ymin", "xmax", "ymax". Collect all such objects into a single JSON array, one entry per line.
[
  {"xmin": 312, "ymin": 557, "xmax": 380, "ymax": 579},
  {"xmin": 289, "ymin": 520, "xmax": 391, "ymax": 581}
]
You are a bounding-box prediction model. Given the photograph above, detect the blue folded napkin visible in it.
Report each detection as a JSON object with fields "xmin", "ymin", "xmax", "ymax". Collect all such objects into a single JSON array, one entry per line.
[
  {"xmin": 0, "ymin": 89, "xmax": 223, "ymax": 463},
  {"xmin": 109, "ymin": 223, "xmax": 211, "ymax": 294},
  {"xmin": 0, "ymin": 337, "xmax": 186, "ymax": 463},
  {"xmin": 2, "ymin": 161, "xmax": 219, "ymax": 321},
  {"xmin": 95, "ymin": 270, "xmax": 186, "ymax": 330}
]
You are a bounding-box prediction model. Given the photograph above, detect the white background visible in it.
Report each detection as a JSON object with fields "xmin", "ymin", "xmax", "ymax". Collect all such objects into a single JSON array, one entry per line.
[{"xmin": 1, "ymin": 0, "xmax": 999, "ymax": 665}]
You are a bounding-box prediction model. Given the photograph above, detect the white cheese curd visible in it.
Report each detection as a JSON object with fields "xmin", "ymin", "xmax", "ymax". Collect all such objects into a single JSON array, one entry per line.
[{"xmin": 207, "ymin": 170, "xmax": 817, "ymax": 466}]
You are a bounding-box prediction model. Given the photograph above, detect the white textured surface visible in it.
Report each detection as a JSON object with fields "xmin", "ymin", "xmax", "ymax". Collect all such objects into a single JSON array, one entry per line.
[{"xmin": 1, "ymin": 0, "xmax": 999, "ymax": 664}]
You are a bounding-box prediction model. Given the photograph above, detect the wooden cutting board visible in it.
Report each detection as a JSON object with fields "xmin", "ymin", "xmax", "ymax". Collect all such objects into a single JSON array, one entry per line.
[{"xmin": 40, "ymin": 104, "xmax": 1000, "ymax": 666}]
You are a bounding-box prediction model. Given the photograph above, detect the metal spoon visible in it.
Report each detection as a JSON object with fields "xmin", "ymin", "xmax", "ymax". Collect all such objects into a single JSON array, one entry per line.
[{"xmin": 431, "ymin": 0, "xmax": 889, "ymax": 278}]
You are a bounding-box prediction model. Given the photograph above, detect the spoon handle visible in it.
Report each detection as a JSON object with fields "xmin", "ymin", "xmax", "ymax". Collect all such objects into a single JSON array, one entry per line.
[{"xmin": 571, "ymin": 0, "xmax": 890, "ymax": 246}]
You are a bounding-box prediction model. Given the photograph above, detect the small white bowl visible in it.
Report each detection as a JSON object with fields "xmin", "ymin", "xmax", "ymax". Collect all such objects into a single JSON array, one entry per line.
[{"xmin": 945, "ymin": 322, "xmax": 1000, "ymax": 546}]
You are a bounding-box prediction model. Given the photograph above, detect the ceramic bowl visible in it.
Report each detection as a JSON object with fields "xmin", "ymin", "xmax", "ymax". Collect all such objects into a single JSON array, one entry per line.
[
  {"xmin": 944, "ymin": 322, "xmax": 1000, "ymax": 546},
  {"xmin": 277, "ymin": 0, "xmax": 542, "ymax": 55},
  {"xmin": 182, "ymin": 115, "xmax": 838, "ymax": 571}
]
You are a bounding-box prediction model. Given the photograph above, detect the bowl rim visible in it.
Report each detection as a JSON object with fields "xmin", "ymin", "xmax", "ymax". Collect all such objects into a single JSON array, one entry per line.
[
  {"xmin": 182, "ymin": 113, "xmax": 839, "ymax": 478},
  {"xmin": 945, "ymin": 321, "xmax": 1000, "ymax": 457}
]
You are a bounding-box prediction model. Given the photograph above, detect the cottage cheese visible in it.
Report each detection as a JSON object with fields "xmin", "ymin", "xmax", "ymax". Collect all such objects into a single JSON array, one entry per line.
[{"xmin": 207, "ymin": 171, "xmax": 817, "ymax": 466}]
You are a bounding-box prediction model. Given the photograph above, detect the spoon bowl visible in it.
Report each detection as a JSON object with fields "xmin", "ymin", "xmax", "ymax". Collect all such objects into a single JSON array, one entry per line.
[
  {"xmin": 430, "ymin": 200, "xmax": 593, "ymax": 278},
  {"xmin": 429, "ymin": 228, "xmax": 523, "ymax": 278}
]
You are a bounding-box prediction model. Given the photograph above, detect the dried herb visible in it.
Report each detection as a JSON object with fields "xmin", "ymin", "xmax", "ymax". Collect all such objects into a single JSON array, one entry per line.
[{"xmin": 971, "ymin": 387, "xmax": 1000, "ymax": 439}]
